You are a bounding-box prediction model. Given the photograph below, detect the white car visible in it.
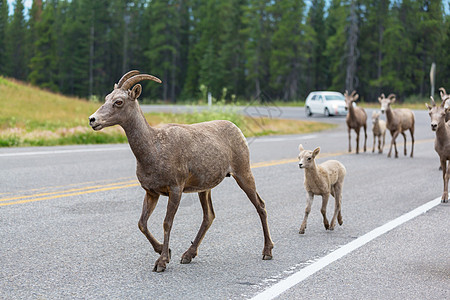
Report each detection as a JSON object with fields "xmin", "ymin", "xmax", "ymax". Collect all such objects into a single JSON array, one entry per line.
[{"xmin": 304, "ymin": 91, "xmax": 348, "ymax": 117}]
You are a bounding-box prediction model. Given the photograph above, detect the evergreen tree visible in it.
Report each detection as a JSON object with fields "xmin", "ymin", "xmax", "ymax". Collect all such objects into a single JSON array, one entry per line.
[
  {"xmin": 28, "ymin": 1, "xmax": 59, "ymax": 91},
  {"xmin": 0, "ymin": 0, "xmax": 8, "ymax": 74},
  {"xmin": 5, "ymin": 0, "xmax": 27, "ymax": 79},
  {"xmin": 304, "ymin": 0, "xmax": 327, "ymax": 92},
  {"xmin": 270, "ymin": 0, "xmax": 306, "ymax": 100},
  {"xmin": 241, "ymin": 0, "xmax": 274, "ymax": 99}
]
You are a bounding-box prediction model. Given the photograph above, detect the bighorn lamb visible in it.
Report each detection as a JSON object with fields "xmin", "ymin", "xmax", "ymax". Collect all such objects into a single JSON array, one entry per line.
[
  {"xmin": 89, "ymin": 70, "xmax": 274, "ymax": 272},
  {"xmin": 344, "ymin": 90, "xmax": 367, "ymax": 154},
  {"xmin": 426, "ymin": 92, "xmax": 450, "ymax": 203},
  {"xmin": 372, "ymin": 111, "xmax": 386, "ymax": 153},
  {"xmin": 379, "ymin": 93, "xmax": 415, "ymax": 158},
  {"xmin": 297, "ymin": 144, "xmax": 346, "ymax": 234}
]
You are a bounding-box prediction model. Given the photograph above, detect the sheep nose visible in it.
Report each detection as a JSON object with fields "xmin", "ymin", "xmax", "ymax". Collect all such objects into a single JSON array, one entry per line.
[
  {"xmin": 299, "ymin": 163, "xmax": 303, "ymax": 169},
  {"xmin": 89, "ymin": 116, "xmax": 96, "ymax": 125},
  {"xmin": 431, "ymin": 123, "xmax": 437, "ymax": 131}
]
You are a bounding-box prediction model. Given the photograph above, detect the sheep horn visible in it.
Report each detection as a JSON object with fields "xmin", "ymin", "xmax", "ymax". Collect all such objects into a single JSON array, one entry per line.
[
  {"xmin": 121, "ymin": 74, "xmax": 162, "ymax": 90},
  {"xmin": 350, "ymin": 90, "xmax": 356, "ymax": 97},
  {"xmin": 117, "ymin": 70, "xmax": 141, "ymax": 88},
  {"xmin": 430, "ymin": 96, "xmax": 436, "ymax": 107},
  {"xmin": 387, "ymin": 93, "xmax": 396, "ymax": 100}
]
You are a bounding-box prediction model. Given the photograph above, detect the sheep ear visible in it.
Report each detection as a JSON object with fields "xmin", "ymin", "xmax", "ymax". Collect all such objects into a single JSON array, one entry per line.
[
  {"xmin": 298, "ymin": 144, "xmax": 304, "ymax": 151},
  {"xmin": 312, "ymin": 147, "xmax": 320, "ymax": 158},
  {"xmin": 130, "ymin": 84, "xmax": 142, "ymax": 100},
  {"xmin": 354, "ymin": 94, "xmax": 359, "ymax": 101},
  {"xmin": 378, "ymin": 97, "xmax": 382, "ymax": 103},
  {"xmin": 114, "ymin": 83, "xmax": 119, "ymax": 89},
  {"xmin": 425, "ymin": 103, "xmax": 432, "ymax": 110}
]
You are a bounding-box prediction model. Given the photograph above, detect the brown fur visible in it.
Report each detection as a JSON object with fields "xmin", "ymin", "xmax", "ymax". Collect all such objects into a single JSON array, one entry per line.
[
  {"xmin": 426, "ymin": 91, "xmax": 450, "ymax": 203},
  {"xmin": 344, "ymin": 90, "xmax": 367, "ymax": 154},
  {"xmin": 379, "ymin": 93, "xmax": 415, "ymax": 158},
  {"xmin": 89, "ymin": 71, "xmax": 274, "ymax": 272},
  {"xmin": 297, "ymin": 144, "xmax": 346, "ymax": 234},
  {"xmin": 371, "ymin": 111, "xmax": 386, "ymax": 153}
]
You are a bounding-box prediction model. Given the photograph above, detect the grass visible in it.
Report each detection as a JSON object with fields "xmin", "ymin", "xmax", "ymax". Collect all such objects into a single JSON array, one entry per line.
[{"xmin": 0, "ymin": 77, "xmax": 335, "ymax": 147}]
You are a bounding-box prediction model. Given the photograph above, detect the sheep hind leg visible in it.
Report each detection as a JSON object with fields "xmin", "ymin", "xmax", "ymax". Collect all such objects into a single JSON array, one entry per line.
[
  {"xmin": 442, "ymin": 159, "xmax": 449, "ymax": 203},
  {"xmin": 181, "ymin": 190, "xmax": 215, "ymax": 264},
  {"xmin": 232, "ymin": 172, "xmax": 274, "ymax": 260},
  {"xmin": 329, "ymin": 184, "xmax": 343, "ymax": 230},
  {"xmin": 401, "ymin": 132, "xmax": 407, "ymax": 156},
  {"xmin": 299, "ymin": 191, "xmax": 314, "ymax": 234},
  {"xmin": 138, "ymin": 191, "xmax": 164, "ymax": 255}
]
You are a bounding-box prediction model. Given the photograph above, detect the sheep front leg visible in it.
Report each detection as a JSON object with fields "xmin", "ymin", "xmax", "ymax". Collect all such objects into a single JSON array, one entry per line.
[
  {"xmin": 321, "ymin": 194, "xmax": 330, "ymax": 230},
  {"xmin": 442, "ymin": 159, "xmax": 449, "ymax": 203},
  {"xmin": 154, "ymin": 188, "xmax": 182, "ymax": 272},
  {"xmin": 388, "ymin": 130, "xmax": 399, "ymax": 158},
  {"xmin": 372, "ymin": 134, "xmax": 376, "ymax": 153},
  {"xmin": 138, "ymin": 191, "xmax": 163, "ymax": 254},
  {"xmin": 181, "ymin": 190, "xmax": 215, "ymax": 264},
  {"xmin": 347, "ymin": 127, "xmax": 352, "ymax": 153},
  {"xmin": 355, "ymin": 127, "xmax": 360, "ymax": 154},
  {"xmin": 401, "ymin": 132, "xmax": 407, "ymax": 156},
  {"xmin": 299, "ymin": 191, "xmax": 314, "ymax": 234},
  {"xmin": 363, "ymin": 124, "xmax": 367, "ymax": 152}
]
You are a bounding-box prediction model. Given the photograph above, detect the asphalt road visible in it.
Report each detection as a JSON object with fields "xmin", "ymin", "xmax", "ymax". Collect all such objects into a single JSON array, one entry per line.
[{"xmin": 1, "ymin": 106, "xmax": 449, "ymax": 299}]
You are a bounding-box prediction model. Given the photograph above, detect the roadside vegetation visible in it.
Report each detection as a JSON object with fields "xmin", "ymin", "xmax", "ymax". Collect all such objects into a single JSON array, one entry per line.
[{"xmin": 0, "ymin": 78, "xmax": 335, "ymax": 147}]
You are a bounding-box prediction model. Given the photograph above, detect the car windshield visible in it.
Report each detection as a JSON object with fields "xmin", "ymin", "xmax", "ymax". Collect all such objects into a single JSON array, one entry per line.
[{"xmin": 325, "ymin": 95, "xmax": 344, "ymax": 101}]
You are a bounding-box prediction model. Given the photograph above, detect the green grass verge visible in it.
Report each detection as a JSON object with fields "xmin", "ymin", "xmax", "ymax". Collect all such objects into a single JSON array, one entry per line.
[{"xmin": 0, "ymin": 77, "xmax": 335, "ymax": 147}]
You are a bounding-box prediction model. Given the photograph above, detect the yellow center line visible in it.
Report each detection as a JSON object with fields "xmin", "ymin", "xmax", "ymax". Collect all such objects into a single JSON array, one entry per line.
[
  {"xmin": 0, "ymin": 183, "xmax": 140, "ymax": 207},
  {"xmin": 0, "ymin": 180, "xmax": 138, "ymax": 202},
  {"xmin": 1, "ymin": 137, "xmax": 435, "ymax": 207}
]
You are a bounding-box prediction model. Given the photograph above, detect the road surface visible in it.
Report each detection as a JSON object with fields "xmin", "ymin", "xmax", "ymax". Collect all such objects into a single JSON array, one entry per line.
[{"xmin": 0, "ymin": 106, "xmax": 449, "ymax": 299}]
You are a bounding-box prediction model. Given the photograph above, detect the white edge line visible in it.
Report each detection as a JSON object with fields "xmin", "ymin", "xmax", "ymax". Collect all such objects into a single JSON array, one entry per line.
[
  {"xmin": 0, "ymin": 147, "xmax": 129, "ymax": 157},
  {"xmin": 250, "ymin": 196, "xmax": 442, "ymax": 300}
]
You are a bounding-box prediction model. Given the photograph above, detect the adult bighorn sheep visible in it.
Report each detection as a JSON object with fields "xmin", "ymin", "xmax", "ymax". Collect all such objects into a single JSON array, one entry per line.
[
  {"xmin": 89, "ymin": 70, "xmax": 274, "ymax": 272},
  {"xmin": 344, "ymin": 90, "xmax": 367, "ymax": 154},
  {"xmin": 426, "ymin": 90, "xmax": 450, "ymax": 203},
  {"xmin": 379, "ymin": 93, "xmax": 415, "ymax": 158}
]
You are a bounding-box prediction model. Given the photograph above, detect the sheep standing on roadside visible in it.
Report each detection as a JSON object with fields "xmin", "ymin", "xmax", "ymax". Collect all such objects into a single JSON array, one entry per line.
[
  {"xmin": 297, "ymin": 144, "xmax": 346, "ymax": 234},
  {"xmin": 372, "ymin": 111, "xmax": 386, "ymax": 153}
]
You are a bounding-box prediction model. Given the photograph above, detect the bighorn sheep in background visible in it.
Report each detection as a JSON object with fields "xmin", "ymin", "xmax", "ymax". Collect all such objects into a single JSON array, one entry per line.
[
  {"xmin": 379, "ymin": 93, "xmax": 415, "ymax": 158},
  {"xmin": 297, "ymin": 144, "xmax": 346, "ymax": 234},
  {"xmin": 426, "ymin": 91, "xmax": 450, "ymax": 203},
  {"xmin": 89, "ymin": 70, "xmax": 274, "ymax": 272},
  {"xmin": 440, "ymin": 87, "xmax": 450, "ymax": 122},
  {"xmin": 371, "ymin": 111, "xmax": 386, "ymax": 153},
  {"xmin": 344, "ymin": 90, "xmax": 367, "ymax": 154}
]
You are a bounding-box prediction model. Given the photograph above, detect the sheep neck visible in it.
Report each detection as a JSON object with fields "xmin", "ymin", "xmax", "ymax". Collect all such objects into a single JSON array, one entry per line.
[
  {"xmin": 385, "ymin": 105, "xmax": 395, "ymax": 124},
  {"xmin": 304, "ymin": 162, "xmax": 323, "ymax": 184},
  {"xmin": 347, "ymin": 103, "xmax": 357, "ymax": 119},
  {"xmin": 121, "ymin": 105, "xmax": 156, "ymax": 161},
  {"xmin": 436, "ymin": 119, "xmax": 450, "ymax": 143}
]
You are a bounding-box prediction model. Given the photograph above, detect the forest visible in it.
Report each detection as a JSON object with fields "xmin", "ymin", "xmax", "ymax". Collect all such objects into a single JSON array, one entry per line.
[{"xmin": 0, "ymin": 0, "xmax": 449, "ymax": 103}]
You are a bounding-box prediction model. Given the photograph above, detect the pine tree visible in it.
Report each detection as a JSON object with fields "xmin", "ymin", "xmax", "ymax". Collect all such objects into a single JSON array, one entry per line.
[
  {"xmin": 0, "ymin": 0, "xmax": 8, "ymax": 74},
  {"xmin": 270, "ymin": 0, "xmax": 306, "ymax": 100},
  {"xmin": 28, "ymin": 1, "xmax": 59, "ymax": 91},
  {"xmin": 5, "ymin": 0, "xmax": 27, "ymax": 79}
]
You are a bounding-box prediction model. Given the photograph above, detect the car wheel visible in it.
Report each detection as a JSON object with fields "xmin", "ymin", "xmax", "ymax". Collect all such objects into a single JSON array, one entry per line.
[
  {"xmin": 324, "ymin": 108, "xmax": 330, "ymax": 117},
  {"xmin": 305, "ymin": 106, "xmax": 312, "ymax": 117}
]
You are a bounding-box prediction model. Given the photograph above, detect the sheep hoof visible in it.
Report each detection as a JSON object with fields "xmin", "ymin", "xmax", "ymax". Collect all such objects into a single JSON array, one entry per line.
[
  {"xmin": 299, "ymin": 229, "xmax": 305, "ymax": 234},
  {"xmin": 328, "ymin": 226, "xmax": 335, "ymax": 231},
  {"xmin": 338, "ymin": 219, "xmax": 343, "ymax": 226},
  {"xmin": 180, "ymin": 251, "xmax": 195, "ymax": 264},
  {"xmin": 262, "ymin": 254, "xmax": 273, "ymax": 260},
  {"xmin": 154, "ymin": 264, "xmax": 166, "ymax": 273}
]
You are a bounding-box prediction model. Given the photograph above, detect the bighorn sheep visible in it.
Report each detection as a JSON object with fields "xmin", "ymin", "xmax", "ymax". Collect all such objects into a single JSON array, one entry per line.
[
  {"xmin": 344, "ymin": 90, "xmax": 367, "ymax": 154},
  {"xmin": 297, "ymin": 144, "xmax": 346, "ymax": 234},
  {"xmin": 379, "ymin": 93, "xmax": 415, "ymax": 158},
  {"xmin": 426, "ymin": 90, "xmax": 450, "ymax": 203},
  {"xmin": 89, "ymin": 70, "xmax": 274, "ymax": 272},
  {"xmin": 439, "ymin": 87, "xmax": 450, "ymax": 122},
  {"xmin": 371, "ymin": 111, "xmax": 386, "ymax": 153}
]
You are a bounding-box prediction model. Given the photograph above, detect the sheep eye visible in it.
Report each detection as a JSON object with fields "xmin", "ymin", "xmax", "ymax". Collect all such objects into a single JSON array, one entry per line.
[
  {"xmin": 115, "ymin": 100, "xmax": 124, "ymax": 107},
  {"xmin": 307, "ymin": 157, "xmax": 311, "ymax": 161}
]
